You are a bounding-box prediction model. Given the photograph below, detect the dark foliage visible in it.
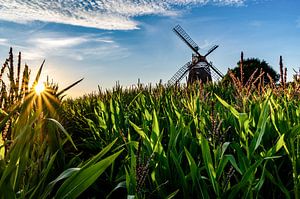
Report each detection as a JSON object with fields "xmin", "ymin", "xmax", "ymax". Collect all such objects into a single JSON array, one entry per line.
[{"xmin": 224, "ymin": 58, "xmax": 280, "ymax": 84}]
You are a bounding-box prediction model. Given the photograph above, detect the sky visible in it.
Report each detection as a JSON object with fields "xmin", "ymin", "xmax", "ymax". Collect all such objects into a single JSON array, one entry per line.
[{"xmin": 0, "ymin": 0, "xmax": 299, "ymax": 97}]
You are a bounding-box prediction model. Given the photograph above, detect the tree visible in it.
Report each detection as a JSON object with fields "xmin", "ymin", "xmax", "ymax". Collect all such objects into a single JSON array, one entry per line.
[{"xmin": 224, "ymin": 53, "xmax": 280, "ymax": 85}]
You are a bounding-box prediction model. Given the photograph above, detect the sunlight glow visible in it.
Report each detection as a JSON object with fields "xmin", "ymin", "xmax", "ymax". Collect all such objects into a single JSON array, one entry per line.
[{"xmin": 35, "ymin": 83, "xmax": 45, "ymax": 95}]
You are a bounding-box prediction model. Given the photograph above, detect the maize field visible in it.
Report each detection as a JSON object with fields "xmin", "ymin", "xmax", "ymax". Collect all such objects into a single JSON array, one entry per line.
[{"xmin": 0, "ymin": 49, "xmax": 300, "ymax": 198}]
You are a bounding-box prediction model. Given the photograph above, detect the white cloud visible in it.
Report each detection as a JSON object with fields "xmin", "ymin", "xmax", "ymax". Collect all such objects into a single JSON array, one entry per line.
[
  {"xmin": 0, "ymin": 38, "xmax": 8, "ymax": 46},
  {"xmin": 0, "ymin": 0, "xmax": 246, "ymax": 30},
  {"xmin": 31, "ymin": 37, "xmax": 88, "ymax": 49},
  {"xmin": 22, "ymin": 50, "xmax": 46, "ymax": 61},
  {"xmin": 13, "ymin": 33, "xmax": 125, "ymax": 61},
  {"xmin": 94, "ymin": 38, "xmax": 115, "ymax": 43}
]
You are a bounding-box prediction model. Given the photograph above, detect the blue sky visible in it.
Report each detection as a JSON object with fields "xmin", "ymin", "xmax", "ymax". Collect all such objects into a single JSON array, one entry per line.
[{"xmin": 0, "ymin": 0, "xmax": 299, "ymax": 97}]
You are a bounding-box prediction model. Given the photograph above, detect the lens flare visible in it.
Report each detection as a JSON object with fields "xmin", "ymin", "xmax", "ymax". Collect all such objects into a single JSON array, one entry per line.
[{"xmin": 35, "ymin": 83, "xmax": 45, "ymax": 95}]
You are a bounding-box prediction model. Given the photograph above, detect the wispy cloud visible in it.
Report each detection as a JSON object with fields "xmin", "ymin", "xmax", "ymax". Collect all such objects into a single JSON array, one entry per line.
[
  {"xmin": 31, "ymin": 37, "xmax": 88, "ymax": 49},
  {"xmin": 0, "ymin": 32, "xmax": 123, "ymax": 61},
  {"xmin": 0, "ymin": 0, "xmax": 246, "ymax": 30},
  {"xmin": 35, "ymin": 35, "xmax": 121, "ymax": 60},
  {"xmin": 0, "ymin": 38, "xmax": 8, "ymax": 46}
]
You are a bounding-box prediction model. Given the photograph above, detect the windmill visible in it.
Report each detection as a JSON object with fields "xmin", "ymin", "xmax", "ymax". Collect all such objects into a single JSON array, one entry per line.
[{"xmin": 168, "ymin": 25, "xmax": 224, "ymax": 86}]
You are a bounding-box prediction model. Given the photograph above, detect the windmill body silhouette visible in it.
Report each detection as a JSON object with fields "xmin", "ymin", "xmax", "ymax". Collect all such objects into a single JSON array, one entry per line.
[{"xmin": 168, "ymin": 25, "xmax": 224, "ymax": 85}]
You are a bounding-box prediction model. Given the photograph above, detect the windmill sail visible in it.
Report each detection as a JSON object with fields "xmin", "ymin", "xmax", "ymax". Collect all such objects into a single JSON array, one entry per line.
[
  {"xmin": 168, "ymin": 61, "xmax": 193, "ymax": 85},
  {"xmin": 173, "ymin": 25, "xmax": 200, "ymax": 55},
  {"xmin": 204, "ymin": 45, "xmax": 219, "ymax": 57},
  {"xmin": 206, "ymin": 62, "xmax": 224, "ymax": 79}
]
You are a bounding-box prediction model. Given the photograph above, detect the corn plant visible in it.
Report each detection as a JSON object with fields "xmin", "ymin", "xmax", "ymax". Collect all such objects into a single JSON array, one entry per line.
[
  {"xmin": 0, "ymin": 48, "xmax": 121, "ymax": 198},
  {"xmin": 61, "ymin": 76, "xmax": 299, "ymax": 198}
]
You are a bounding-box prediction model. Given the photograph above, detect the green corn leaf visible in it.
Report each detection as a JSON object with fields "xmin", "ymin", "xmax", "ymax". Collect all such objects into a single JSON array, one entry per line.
[
  {"xmin": 170, "ymin": 151, "xmax": 188, "ymax": 197},
  {"xmin": 249, "ymin": 100, "xmax": 270, "ymax": 155},
  {"xmin": 151, "ymin": 109, "xmax": 160, "ymax": 144},
  {"xmin": 55, "ymin": 149, "xmax": 124, "ymax": 198},
  {"xmin": 227, "ymin": 155, "xmax": 242, "ymax": 175},
  {"xmin": 216, "ymin": 154, "xmax": 242, "ymax": 179},
  {"xmin": 254, "ymin": 162, "xmax": 266, "ymax": 192},
  {"xmin": 264, "ymin": 167, "xmax": 291, "ymax": 199},
  {"xmin": 46, "ymin": 118, "xmax": 77, "ymax": 150},
  {"xmin": 229, "ymin": 159, "xmax": 263, "ymax": 199},
  {"xmin": 200, "ymin": 135, "xmax": 219, "ymax": 195},
  {"xmin": 184, "ymin": 147, "xmax": 198, "ymax": 184},
  {"xmin": 79, "ymin": 138, "xmax": 118, "ymax": 169},
  {"xmin": 184, "ymin": 147, "xmax": 209, "ymax": 199},
  {"xmin": 129, "ymin": 121, "xmax": 150, "ymax": 144},
  {"xmin": 32, "ymin": 60, "xmax": 45, "ymax": 88},
  {"xmin": 166, "ymin": 189, "xmax": 179, "ymax": 199},
  {"xmin": 266, "ymin": 134, "xmax": 286, "ymax": 158},
  {"xmin": 49, "ymin": 168, "xmax": 81, "ymax": 187},
  {"xmin": 215, "ymin": 94, "xmax": 239, "ymax": 118},
  {"xmin": 56, "ymin": 78, "xmax": 84, "ymax": 97},
  {"xmin": 221, "ymin": 142, "xmax": 231, "ymax": 159},
  {"xmin": 106, "ymin": 181, "xmax": 127, "ymax": 199},
  {"xmin": 32, "ymin": 152, "xmax": 64, "ymax": 198}
]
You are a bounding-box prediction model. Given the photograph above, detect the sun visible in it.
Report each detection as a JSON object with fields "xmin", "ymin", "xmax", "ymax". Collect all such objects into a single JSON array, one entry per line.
[{"xmin": 35, "ymin": 82, "xmax": 45, "ymax": 95}]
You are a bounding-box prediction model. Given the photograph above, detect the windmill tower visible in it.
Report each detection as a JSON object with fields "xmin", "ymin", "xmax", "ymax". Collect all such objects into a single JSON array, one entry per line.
[{"xmin": 168, "ymin": 25, "xmax": 224, "ymax": 85}]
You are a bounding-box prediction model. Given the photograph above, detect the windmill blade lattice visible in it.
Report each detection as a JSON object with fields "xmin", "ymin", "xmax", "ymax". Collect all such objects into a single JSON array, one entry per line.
[
  {"xmin": 168, "ymin": 61, "xmax": 193, "ymax": 85},
  {"xmin": 173, "ymin": 25, "xmax": 200, "ymax": 54},
  {"xmin": 204, "ymin": 45, "xmax": 219, "ymax": 57}
]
